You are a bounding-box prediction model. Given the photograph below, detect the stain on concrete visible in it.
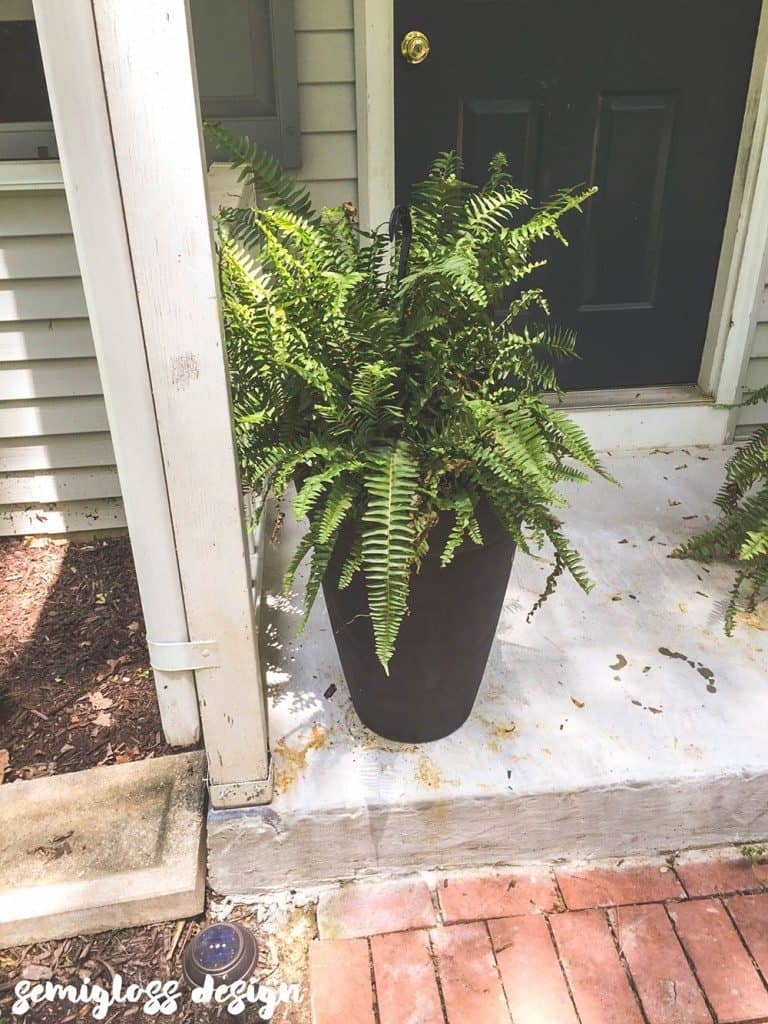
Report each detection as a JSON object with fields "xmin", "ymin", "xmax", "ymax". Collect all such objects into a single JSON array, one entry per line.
[
  {"xmin": 477, "ymin": 716, "xmax": 518, "ymax": 753},
  {"xmin": 414, "ymin": 755, "xmax": 452, "ymax": 790},
  {"xmin": 659, "ymin": 646, "xmax": 717, "ymax": 694},
  {"xmin": 659, "ymin": 647, "xmax": 687, "ymax": 661},
  {"xmin": 274, "ymin": 724, "xmax": 328, "ymax": 795},
  {"xmin": 737, "ymin": 606, "xmax": 768, "ymax": 632},
  {"xmin": 31, "ymin": 831, "xmax": 74, "ymax": 862},
  {"xmin": 631, "ymin": 698, "xmax": 664, "ymax": 714}
]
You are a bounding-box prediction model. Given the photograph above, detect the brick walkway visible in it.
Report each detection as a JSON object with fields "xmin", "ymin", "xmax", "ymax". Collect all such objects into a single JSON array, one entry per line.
[{"xmin": 309, "ymin": 846, "xmax": 768, "ymax": 1024}]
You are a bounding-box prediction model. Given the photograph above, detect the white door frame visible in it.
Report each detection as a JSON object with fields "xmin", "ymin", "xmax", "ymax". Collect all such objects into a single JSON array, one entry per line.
[{"xmin": 354, "ymin": 0, "xmax": 768, "ymax": 447}]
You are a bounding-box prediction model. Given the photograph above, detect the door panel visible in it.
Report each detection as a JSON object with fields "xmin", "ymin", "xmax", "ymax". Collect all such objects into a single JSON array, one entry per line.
[
  {"xmin": 459, "ymin": 98, "xmax": 541, "ymax": 192},
  {"xmin": 582, "ymin": 94, "xmax": 676, "ymax": 311},
  {"xmin": 395, "ymin": 0, "xmax": 762, "ymax": 389}
]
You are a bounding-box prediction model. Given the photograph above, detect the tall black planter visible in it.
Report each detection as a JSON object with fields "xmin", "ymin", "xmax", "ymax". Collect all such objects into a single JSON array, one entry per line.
[{"xmin": 322, "ymin": 502, "xmax": 516, "ymax": 742}]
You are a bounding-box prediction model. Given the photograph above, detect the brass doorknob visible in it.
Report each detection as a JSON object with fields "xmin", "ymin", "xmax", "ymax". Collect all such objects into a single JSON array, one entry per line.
[{"xmin": 401, "ymin": 30, "xmax": 430, "ymax": 64}]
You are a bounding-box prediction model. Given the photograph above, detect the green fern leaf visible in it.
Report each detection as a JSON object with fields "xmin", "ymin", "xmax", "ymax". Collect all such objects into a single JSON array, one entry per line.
[
  {"xmin": 337, "ymin": 533, "xmax": 363, "ymax": 589},
  {"xmin": 361, "ymin": 444, "xmax": 419, "ymax": 671},
  {"xmin": 205, "ymin": 122, "xmax": 315, "ymax": 220}
]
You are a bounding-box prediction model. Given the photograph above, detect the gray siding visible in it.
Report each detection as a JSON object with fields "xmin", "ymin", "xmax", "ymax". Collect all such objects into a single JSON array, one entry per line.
[
  {"xmin": 0, "ymin": 185, "xmax": 123, "ymax": 535},
  {"xmin": 294, "ymin": 0, "xmax": 357, "ymax": 210},
  {"xmin": 0, "ymin": 1, "xmax": 360, "ymax": 534},
  {"xmin": 737, "ymin": 289, "xmax": 768, "ymax": 428}
]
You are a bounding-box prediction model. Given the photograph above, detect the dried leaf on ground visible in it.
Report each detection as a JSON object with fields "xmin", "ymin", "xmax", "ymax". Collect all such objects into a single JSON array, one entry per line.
[
  {"xmin": 21, "ymin": 964, "xmax": 53, "ymax": 981},
  {"xmin": 87, "ymin": 691, "xmax": 114, "ymax": 711}
]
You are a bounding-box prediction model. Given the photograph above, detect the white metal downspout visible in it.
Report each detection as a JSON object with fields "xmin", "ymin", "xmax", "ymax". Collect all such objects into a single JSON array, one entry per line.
[
  {"xmin": 33, "ymin": 0, "xmax": 200, "ymax": 748},
  {"xmin": 34, "ymin": 0, "xmax": 272, "ymax": 806}
]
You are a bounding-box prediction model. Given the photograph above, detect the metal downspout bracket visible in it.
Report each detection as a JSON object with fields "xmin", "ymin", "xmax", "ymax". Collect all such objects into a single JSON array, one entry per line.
[{"xmin": 148, "ymin": 639, "xmax": 274, "ymax": 808}]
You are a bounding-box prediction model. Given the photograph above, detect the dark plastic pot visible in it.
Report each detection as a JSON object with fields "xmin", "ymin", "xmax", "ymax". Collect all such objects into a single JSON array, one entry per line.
[{"xmin": 322, "ymin": 502, "xmax": 516, "ymax": 742}]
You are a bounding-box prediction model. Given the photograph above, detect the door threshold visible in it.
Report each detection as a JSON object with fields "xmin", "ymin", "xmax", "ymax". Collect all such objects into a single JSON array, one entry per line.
[
  {"xmin": 543, "ymin": 384, "xmax": 728, "ymax": 449},
  {"xmin": 553, "ymin": 383, "xmax": 713, "ymax": 412}
]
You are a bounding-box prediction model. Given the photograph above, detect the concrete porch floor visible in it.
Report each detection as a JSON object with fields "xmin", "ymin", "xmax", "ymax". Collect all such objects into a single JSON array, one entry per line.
[{"xmin": 208, "ymin": 446, "xmax": 768, "ymax": 893}]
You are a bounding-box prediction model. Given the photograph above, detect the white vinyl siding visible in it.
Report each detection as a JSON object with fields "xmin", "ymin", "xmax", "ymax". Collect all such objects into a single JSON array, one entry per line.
[{"xmin": 0, "ymin": 180, "xmax": 122, "ymax": 535}]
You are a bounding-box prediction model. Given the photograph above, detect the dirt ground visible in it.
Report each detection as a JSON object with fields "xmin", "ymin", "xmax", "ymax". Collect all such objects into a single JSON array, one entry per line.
[{"xmin": 0, "ymin": 535, "xmax": 195, "ymax": 782}]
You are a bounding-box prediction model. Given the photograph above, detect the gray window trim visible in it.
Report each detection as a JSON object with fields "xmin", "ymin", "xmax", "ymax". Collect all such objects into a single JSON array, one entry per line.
[
  {"xmin": 200, "ymin": 0, "xmax": 300, "ymax": 169},
  {"xmin": 0, "ymin": 121, "xmax": 57, "ymax": 161},
  {"xmin": 0, "ymin": 11, "xmax": 56, "ymax": 161}
]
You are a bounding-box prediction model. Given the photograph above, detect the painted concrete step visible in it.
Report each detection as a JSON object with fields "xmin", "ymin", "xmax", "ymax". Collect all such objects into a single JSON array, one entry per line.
[
  {"xmin": 209, "ymin": 448, "xmax": 768, "ymax": 893},
  {"xmin": 0, "ymin": 751, "xmax": 205, "ymax": 948}
]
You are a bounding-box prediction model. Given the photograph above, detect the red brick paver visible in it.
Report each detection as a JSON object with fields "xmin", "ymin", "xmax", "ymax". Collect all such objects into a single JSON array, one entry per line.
[
  {"xmin": 309, "ymin": 937, "xmax": 376, "ymax": 1024},
  {"xmin": 550, "ymin": 908, "xmax": 645, "ymax": 1024},
  {"xmin": 557, "ymin": 860, "xmax": 684, "ymax": 910},
  {"xmin": 370, "ymin": 930, "xmax": 444, "ymax": 1024},
  {"xmin": 675, "ymin": 850, "xmax": 768, "ymax": 897},
  {"xmin": 308, "ymin": 844, "xmax": 768, "ymax": 1024},
  {"xmin": 438, "ymin": 869, "xmax": 559, "ymax": 923},
  {"xmin": 430, "ymin": 922, "xmax": 510, "ymax": 1023},
  {"xmin": 728, "ymin": 892, "xmax": 768, "ymax": 978},
  {"xmin": 317, "ymin": 877, "xmax": 437, "ymax": 940},
  {"xmin": 615, "ymin": 903, "xmax": 712, "ymax": 1024},
  {"xmin": 670, "ymin": 898, "xmax": 768, "ymax": 1023},
  {"xmin": 489, "ymin": 914, "xmax": 578, "ymax": 1024}
]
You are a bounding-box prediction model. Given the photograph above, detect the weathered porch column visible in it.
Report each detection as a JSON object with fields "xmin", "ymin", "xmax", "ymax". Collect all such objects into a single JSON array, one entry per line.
[{"xmin": 33, "ymin": 0, "xmax": 272, "ymax": 807}]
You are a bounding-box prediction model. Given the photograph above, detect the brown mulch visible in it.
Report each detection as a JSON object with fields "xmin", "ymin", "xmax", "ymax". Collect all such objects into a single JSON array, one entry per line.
[
  {"xmin": 0, "ymin": 921, "xmax": 201, "ymax": 1023},
  {"xmin": 0, "ymin": 905, "xmax": 313, "ymax": 1023},
  {"xmin": 0, "ymin": 536, "xmax": 195, "ymax": 783},
  {"xmin": 0, "ymin": 918, "xmax": 273, "ymax": 1023}
]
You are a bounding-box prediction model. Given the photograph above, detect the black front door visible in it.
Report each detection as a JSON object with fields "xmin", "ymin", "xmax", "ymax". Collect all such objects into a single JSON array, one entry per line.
[{"xmin": 395, "ymin": 0, "xmax": 761, "ymax": 390}]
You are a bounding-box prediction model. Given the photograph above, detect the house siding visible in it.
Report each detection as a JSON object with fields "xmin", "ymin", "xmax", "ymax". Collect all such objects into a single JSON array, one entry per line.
[
  {"xmin": 0, "ymin": 0, "xmax": 359, "ymax": 535},
  {"xmin": 737, "ymin": 287, "xmax": 768, "ymax": 429},
  {"xmin": 0, "ymin": 185, "xmax": 123, "ymax": 535},
  {"xmin": 294, "ymin": 0, "xmax": 357, "ymax": 210}
]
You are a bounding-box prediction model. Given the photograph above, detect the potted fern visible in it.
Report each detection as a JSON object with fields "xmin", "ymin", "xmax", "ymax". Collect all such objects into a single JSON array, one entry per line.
[
  {"xmin": 673, "ymin": 388, "xmax": 768, "ymax": 632},
  {"xmin": 213, "ymin": 124, "xmax": 610, "ymax": 742}
]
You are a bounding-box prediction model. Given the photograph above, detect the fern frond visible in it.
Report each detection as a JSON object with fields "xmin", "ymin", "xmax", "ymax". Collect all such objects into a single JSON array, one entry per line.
[
  {"xmin": 441, "ymin": 492, "xmax": 483, "ymax": 566},
  {"xmin": 675, "ymin": 426, "xmax": 768, "ymax": 632},
  {"xmin": 205, "ymin": 122, "xmax": 315, "ymax": 219},
  {"xmin": 361, "ymin": 444, "xmax": 419, "ymax": 671},
  {"xmin": 316, "ymin": 478, "xmax": 358, "ymax": 545},
  {"xmin": 337, "ymin": 533, "xmax": 363, "ymax": 589},
  {"xmin": 293, "ymin": 457, "xmax": 362, "ymax": 520}
]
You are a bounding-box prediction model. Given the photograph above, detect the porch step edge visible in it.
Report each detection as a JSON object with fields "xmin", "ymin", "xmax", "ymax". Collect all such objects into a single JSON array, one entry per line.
[{"xmin": 207, "ymin": 767, "xmax": 768, "ymax": 894}]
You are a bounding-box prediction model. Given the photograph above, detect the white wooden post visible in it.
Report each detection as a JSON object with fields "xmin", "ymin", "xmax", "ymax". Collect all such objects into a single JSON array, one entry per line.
[
  {"xmin": 33, "ymin": 0, "xmax": 200, "ymax": 748},
  {"xmin": 34, "ymin": 0, "xmax": 272, "ymax": 807},
  {"xmin": 354, "ymin": 0, "xmax": 395, "ymax": 232}
]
